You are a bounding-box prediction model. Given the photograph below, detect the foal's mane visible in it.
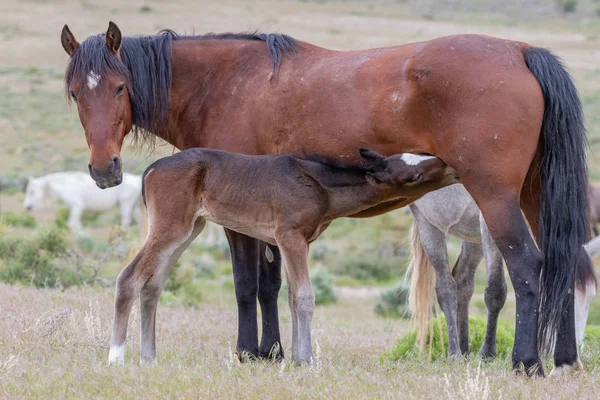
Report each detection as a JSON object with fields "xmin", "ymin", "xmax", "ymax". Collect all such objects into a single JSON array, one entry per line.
[
  {"xmin": 64, "ymin": 30, "xmax": 298, "ymax": 148},
  {"xmin": 293, "ymin": 153, "xmax": 371, "ymax": 174}
]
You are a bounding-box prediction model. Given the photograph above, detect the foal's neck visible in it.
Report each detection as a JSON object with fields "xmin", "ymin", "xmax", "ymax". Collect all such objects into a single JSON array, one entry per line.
[{"xmin": 297, "ymin": 160, "xmax": 399, "ymax": 219}]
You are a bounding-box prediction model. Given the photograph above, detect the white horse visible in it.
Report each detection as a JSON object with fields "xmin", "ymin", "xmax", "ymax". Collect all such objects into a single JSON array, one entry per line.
[{"xmin": 24, "ymin": 172, "xmax": 143, "ymax": 235}]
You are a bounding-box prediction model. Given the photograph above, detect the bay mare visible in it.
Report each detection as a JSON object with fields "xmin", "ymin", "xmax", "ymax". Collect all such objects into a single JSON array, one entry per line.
[
  {"xmin": 407, "ymin": 185, "xmax": 597, "ymax": 359},
  {"xmin": 108, "ymin": 148, "xmax": 457, "ymax": 365},
  {"xmin": 61, "ymin": 22, "xmax": 591, "ymax": 375},
  {"xmin": 23, "ymin": 172, "xmax": 142, "ymax": 235}
]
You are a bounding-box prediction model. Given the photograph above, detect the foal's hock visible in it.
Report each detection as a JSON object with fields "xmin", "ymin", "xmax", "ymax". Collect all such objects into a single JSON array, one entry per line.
[{"xmin": 108, "ymin": 147, "xmax": 457, "ymax": 365}]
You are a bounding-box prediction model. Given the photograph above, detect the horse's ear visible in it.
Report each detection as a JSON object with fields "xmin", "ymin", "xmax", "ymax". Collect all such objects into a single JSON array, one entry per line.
[
  {"xmin": 61, "ymin": 25, "xmax": 80, "ymax": 56},
  {"xmin": 359, "ymin": 148, "xmax": 385, "ymax": 163},
  {"xmin": 106, "ymin": 21, "xmax": 122, "ymax": 55}
]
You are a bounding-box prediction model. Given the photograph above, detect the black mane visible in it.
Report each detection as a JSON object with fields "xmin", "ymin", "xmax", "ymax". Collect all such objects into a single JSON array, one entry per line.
[{"xmin": 64, "ymin": 30, "xmax": 298, "ymax": 147}]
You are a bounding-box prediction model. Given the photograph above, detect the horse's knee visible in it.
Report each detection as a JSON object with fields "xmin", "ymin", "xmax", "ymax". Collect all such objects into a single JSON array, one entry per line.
[{"xmin": 294, "ymin": 291, "xmax": 315, "ymax": 316}]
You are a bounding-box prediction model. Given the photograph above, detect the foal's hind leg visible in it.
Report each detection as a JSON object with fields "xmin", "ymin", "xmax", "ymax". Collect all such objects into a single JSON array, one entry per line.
[
  {"xmin": 108, "ymin": 214, "xmax": 205, "ymax": 365},
  {"xmin": 478, "ymin": 214, "xmax": 507, "ymax": 360},
  {"xmin": 452, "ymin": 241, "xmax": 484, "ymax": 355},
  {"xmin": 139, "ymin": 218, "xmax": 206, "ymax": 363},
  {"xmin": 411, "ymin": 207, "xmax": 461, "ymax": 357}
]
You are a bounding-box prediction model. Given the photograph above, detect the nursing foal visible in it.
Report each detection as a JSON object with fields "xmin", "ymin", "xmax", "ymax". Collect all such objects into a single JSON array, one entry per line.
[{"xmin": 108, "ymin": 148, "xmax": 459, "ymax": 365}]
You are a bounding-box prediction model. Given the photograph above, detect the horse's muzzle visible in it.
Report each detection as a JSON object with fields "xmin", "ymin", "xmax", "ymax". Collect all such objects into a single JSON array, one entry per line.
[{"xmin": 89, "ymin": 157, "xmax": 123, "ymax": 189}]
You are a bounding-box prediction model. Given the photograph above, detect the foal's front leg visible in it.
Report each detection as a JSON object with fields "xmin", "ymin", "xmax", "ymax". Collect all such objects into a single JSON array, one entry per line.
[{"xmin": 276, "ymin": 232, "xmax": 314, "ymax": 364}]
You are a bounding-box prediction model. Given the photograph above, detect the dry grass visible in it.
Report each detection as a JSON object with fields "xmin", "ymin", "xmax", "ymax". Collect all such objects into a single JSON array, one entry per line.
[
  {"xmin": 1, "ymin": 0, "xmax": 600, "ymax": 398},
  {"xmin": 0, "ymin": 283, "xmax": 599, "ymax": 399}
]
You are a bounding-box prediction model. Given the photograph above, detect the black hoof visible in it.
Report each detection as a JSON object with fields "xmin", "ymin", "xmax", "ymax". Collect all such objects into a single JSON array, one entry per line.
[
  {"xmin": 259, "ymin": 342, "xmax": 284, "ymax": 362},
  {"xmin": 513, "ymin": 359, "xmax": 545, "ymax": 377}
]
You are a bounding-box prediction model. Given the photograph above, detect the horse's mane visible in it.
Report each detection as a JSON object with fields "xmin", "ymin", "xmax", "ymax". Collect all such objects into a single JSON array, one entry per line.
[{"xmin": 65, "ymin": 30, "xmax": 298, "ymax": 148}]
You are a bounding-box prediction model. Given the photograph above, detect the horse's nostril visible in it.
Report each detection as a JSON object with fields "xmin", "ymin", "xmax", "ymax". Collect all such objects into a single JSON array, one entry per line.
[{"xmin": 112, "ymin": 157, "xmax": 121, "ymax": 172}]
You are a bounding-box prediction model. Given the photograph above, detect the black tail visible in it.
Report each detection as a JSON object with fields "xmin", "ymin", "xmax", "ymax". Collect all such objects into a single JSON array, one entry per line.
[{"xmin": 524, "ymin": 47, "xmax": 590, "ymax": 352}]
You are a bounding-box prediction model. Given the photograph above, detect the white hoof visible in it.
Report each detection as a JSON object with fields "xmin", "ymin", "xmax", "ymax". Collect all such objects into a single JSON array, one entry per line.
[
  {"xmin": 549, "ymin": 359, "xmax": 583, "ymax": 377},
  {"xmin": 108, "ymin": 344, "xmax": 125, "ymax": 365}
]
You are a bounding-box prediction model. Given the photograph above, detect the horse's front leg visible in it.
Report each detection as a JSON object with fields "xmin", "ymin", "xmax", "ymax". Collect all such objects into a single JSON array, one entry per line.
[
  {"xmin": 225, "ymin": 230, "xmax": 260, "ymax": 359},
  {"xmin": 258, "ymin": 242, "xmax": 284, "ymax": 360},
  {"xmin": 67, "ymin": 204, "xmax": 84, "ymax": 235}
]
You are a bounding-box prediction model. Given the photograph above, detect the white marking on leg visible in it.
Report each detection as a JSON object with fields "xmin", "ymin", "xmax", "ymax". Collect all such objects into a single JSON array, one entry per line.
[
  {"xmin": 87, "ymin": 70, "xmax": 101, "ymax": 89},
  {"xmin": 549, "ymin": 358, "xmax": 583, "ymax": 377},
  {"xmin": 108, "ymin": 344, "xmax": 125, "ymax": 365},
  {"xmin": 400, "ymin": 153, "xmax": 436, "ymax": 166}
]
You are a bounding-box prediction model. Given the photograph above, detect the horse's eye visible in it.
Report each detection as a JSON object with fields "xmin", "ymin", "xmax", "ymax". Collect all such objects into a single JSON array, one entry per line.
[
  {"xmin": 116, "ymin": 84, "xmax": 125, "ymax": 96},
  {"xmin": 70, "ymin": 91, "xmax": 77, "ymax": 102}
]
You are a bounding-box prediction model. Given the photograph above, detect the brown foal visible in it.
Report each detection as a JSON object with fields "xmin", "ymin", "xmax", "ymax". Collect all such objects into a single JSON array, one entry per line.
[{"xmin": 108, "ymin": 148, "xmax": 458, "ymax": 365}]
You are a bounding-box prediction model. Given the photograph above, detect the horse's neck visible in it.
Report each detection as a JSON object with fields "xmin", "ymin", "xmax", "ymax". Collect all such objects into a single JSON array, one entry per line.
[{"xmin": 165, "ymin": 39, "xmax": 306, "ymax": 149}]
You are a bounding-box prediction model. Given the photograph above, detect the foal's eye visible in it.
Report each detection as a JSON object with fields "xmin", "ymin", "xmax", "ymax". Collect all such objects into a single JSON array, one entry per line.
[
  {"xmin": 116, "ymin": 84, "xmax": 125, "ymax": 96},
  {"xmin": 70, "ymin": 91, "xmax": 77, "ymax": 102}
]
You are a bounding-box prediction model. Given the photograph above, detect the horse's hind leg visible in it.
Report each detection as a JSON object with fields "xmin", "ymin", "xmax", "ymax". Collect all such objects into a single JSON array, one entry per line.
[
  {"xmin": 258, "ymin": 243, "xmax": 284, "ymax": 360},
  {"xmin": 520, "ymin": 173, "xmax": 583, "ymax": 375},
  {"xmin": 411, "ymin": 207, "xmax": 461, "ymax": 357},
  {"xmin": 478, "ymin": 214, "xmax": 507, "ymax": 360},
  {"xmin": 139, "ymin": 217, "xmax": 206, "ymax": 363},
  {"xmin": 109, "ymin": 216, "xmax": 202, "ymax": 365},
  {"xmin": 464, "ymin": 185, "xmax": 543, "ymax": 375},
  {"xmin": 452, "ymin": 241, "xmax": 483, "ymax": 355}
]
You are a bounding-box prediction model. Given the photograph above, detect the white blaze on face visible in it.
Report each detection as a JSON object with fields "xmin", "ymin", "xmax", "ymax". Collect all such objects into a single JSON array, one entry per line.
[
  {"xmin": 400, "ymin": 153, "xmax": 436, "ymax": 166},
  {"xmin": 87, "ymin": 70, "xmax": 101, "ymax": 89}
]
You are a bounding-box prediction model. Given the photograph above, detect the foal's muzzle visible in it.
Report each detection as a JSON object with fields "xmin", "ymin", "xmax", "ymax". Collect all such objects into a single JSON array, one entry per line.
[{"xmin": 89, "ymin": 156, "xmax": 123, "ymax": 189}]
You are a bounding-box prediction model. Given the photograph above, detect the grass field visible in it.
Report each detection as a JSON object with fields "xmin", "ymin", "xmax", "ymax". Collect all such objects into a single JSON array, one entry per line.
[{"xmin": 1, "ymin": 0, "xmax": 600, "ymax": 398}]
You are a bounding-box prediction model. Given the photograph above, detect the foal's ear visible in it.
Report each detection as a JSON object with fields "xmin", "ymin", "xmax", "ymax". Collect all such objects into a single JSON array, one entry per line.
[
  {"xmin": 61, "ymin": 25, "xmax": 80, "ymax": 56},
  {"xmin": 366, "ymin": 171, "xmax": 390, "ymax": 187},
  {"xmin": 106, "ymin": 21, "xmax": 122, "ymax": 55},
  {"xmin": 359, "ymin": 148, "xmax": 385, "ymax": 164}
]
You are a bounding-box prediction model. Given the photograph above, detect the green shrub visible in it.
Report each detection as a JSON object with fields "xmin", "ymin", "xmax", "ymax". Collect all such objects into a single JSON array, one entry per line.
[
  {"xmin": 383, "ymin": 316, "xmax": 514, "ymax": 362},
  {"xmin": 311, "ymin": 267, "xmax": 337, "ymax": 305},
  {"xmin": 557, "ymin": 0, "xmax": 577, "ymax": 12},
  {"xmin": 0, "ymin": 228, "xmax": 77, "ymax": 288},
  {"xmin": 1, "ymin": 211, "xmax": 36, "ymax": 228},
  {"xmin": 162, "ymin": 263, "xmax": 203, "ymax": 308},
  {"xmin": 329, "ymin": 254, "xmax": 402, "ymax": 282},
  {"xmin": 374, "ymin": 281, "xmax": 410, "ymax": 318}
]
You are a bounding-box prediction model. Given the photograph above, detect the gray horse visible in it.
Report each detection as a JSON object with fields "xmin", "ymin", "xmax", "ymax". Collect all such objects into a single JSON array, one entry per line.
[{"xmin": 407, "ymin": 184, "xmax": 598, "ymax": 359}]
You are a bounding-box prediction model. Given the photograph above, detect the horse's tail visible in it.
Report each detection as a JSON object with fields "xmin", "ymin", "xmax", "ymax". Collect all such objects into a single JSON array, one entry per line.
[
  {"xmin": 406, "ymin": 222, "xmax": 436, "ymax": 352},
  {"xmin": 524, "ymin": 47, "xmax": 590, "ymax": 351}
]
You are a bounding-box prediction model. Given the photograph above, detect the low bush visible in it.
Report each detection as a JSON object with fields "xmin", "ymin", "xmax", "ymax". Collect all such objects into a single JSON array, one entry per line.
[
  {"xmin": 374, "ymin": 281, "xmax": 410, "ymax": 318},
  {"xmin": 1, "ymin": 211, "xmax": 36, "ymax": 228},
  {"xmin": 383, "ymin": 316, "xmax": 514, "ymax": 362}
]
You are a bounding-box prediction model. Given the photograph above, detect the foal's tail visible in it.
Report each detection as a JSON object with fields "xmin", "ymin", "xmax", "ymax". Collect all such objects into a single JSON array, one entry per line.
[
  {"xmin": 406, "ymin": 222, "xmax": 436, "ymax": 352},
  {"xmin": 524, "ymin": 47, "xmax": 591, "ymax": 351}
]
